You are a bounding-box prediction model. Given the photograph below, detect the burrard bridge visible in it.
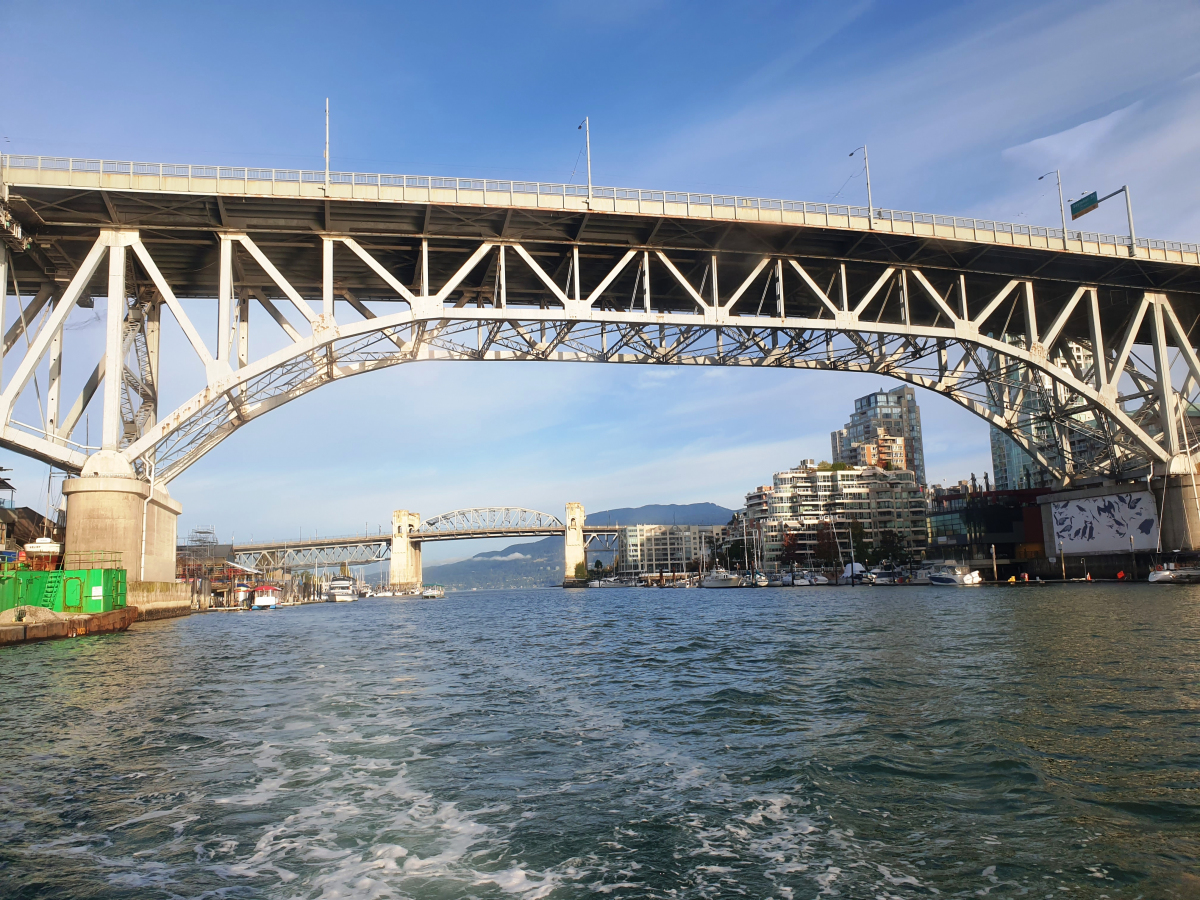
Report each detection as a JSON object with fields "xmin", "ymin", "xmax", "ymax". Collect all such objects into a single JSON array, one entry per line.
[
  {"xmin": 230, "ymin": 504, "xmax": 618, "ymax": 588},
  {"xmin": 2, "ymin": 153, "xmax": 1200, "ymax": 581}
]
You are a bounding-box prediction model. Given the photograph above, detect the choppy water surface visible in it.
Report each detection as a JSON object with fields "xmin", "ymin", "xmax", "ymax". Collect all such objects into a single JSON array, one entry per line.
[{"xmin": 1, "ymin": 585, "xmax": 1198, "ymax": 899}]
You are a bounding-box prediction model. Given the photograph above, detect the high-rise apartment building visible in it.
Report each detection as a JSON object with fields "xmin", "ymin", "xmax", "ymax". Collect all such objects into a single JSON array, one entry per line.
[
  {"xmin": 988, "ymin": 340, "xmax": 1095, "ymax": 490},
  {"xmin": 615, "ymin": 524, "xmax": 727, "ymax": 576},
  {"xmin": 743, "ymin": 460, "xmax": 927, "ymax": 571},
  {"xmin": 831, "ymin": 386, "xmax": 926, "ymax": 485}
]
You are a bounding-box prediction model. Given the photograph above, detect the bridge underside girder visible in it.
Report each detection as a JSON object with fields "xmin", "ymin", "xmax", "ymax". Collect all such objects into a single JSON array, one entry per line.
[{"xmin": 3, "ymin": 185, "xmax": 1200, "ymax": 489}]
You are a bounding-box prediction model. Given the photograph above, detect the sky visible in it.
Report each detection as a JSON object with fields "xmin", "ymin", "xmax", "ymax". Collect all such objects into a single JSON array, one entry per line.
[{"xmin": 2, "ymin": 0, "xmax": 1199, "ymax": 562}]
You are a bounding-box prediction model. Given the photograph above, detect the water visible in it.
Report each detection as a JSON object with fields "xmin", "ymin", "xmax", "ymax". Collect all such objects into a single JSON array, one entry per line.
[{"xmin": 1, "ymin": 585, "xmax": 1198, "ymax": 899}]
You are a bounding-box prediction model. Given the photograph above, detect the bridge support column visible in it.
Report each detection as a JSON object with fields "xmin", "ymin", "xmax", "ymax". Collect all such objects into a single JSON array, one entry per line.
[
  {"xmin": 564, "ymin": 502, "xmax": 586, "ymax": 581},
  {"xmin": 390, "ymin": 509, "xmax": 422, "ymax": 590},
  {"xmin": 1153, "ymin": 474, "xmax": 1200, "ymax": 552},
  {"xmin": 62, "ymin": 456, "xmax": 181, "ymax": 581}
]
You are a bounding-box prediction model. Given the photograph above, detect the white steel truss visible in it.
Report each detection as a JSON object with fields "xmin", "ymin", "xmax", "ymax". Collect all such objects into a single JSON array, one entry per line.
[
  {"xmin": 419, "ymin": 507, "xmax": 565, "ymax": 536},
  {"xmin": 3, "ymin": 228, "xmax": 1200, "ymax": 488}
]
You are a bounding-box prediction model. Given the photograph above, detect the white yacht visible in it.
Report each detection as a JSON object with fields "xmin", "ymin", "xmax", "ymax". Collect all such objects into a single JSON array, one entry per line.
[
  {"xmin": 421, "ymin": 584, "xmax": 446, "ymax": 599},
  {"xmin": 866, "ymin": 564, "xmax": 905, "ymax": 585},
  {"xmin": 927, "ymin": 563, "xmax": 983, "ymax": 586},
  {"xmin": 701, "ymin": 568, "xmax": 743, "ymax": 588},
  {"xmin": 751, "ymin": 572, "xmax": 770, "ymax": 588},
  {"xmin": 327, "ymin": 575, "xmax": 357, "ymax": 602},
  {"xmin": 1148, "ymin": 562, "xmax": 1200, "ymax": 583},
  {"xmin": 790, "ymin": 570, "xmax": 828, "ymax": 585}
]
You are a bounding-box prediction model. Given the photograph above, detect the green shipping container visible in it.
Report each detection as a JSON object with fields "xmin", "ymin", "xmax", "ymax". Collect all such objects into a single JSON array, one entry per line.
[{"xmin": 0, "ymin": 567, "xmax": 127, "ymax": 615}]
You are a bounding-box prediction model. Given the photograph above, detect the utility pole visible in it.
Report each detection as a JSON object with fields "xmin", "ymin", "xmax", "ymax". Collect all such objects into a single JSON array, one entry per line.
[
  {"xmin": 850, "ymin": 146, "xmax": 873, "ymax": 227},
  {"xmin": 1039, "ymin": 170, "xmax": 1068, "ymax": 247},
  {"xmin": 1059, "ymin": 540, "xmax": 1066, "ymax": 580},
  {"xmin": 1123, "ymin": 185, "xmax": 1137, "ymax": 257},
  {"xmin": 991, "ymin": 543, "xmax": 997, "ymax": 582},
  {"xmin": 579, "ymin": 117, "xmax": 593, "ymax": 207}
]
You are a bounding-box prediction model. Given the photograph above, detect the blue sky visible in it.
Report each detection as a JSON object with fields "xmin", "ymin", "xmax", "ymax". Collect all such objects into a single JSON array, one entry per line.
[{"xmin": 3, "ymin": 0, "xmax": 1200, "ymax": 562}]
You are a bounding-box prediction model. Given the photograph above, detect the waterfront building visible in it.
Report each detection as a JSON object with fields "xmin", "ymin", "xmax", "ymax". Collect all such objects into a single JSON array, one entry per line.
[
  {"xmin": 838, "ymin": 431, "xmax": 906, "ymax": 470},
  {"xmin": 615, "ymin": 524, "xmax": 727, "ymax": 577},
  {"xmin": 989, "ymin": 340, "xmax": 1096, "ymax": 490},
  {"xmin": 831, "ymin": 386, "xmax": 926, "ymax": 485},
  {"xmin": 743, "ymin": 460, "xmax": 927, "ymax": 571},
  {"xmin": 926, "ymin": 485, "xmax": 1051, "ymax": 576}
]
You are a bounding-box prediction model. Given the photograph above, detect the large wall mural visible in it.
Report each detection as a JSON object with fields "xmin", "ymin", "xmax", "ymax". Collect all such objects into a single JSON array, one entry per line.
[{"xmin": 1051, "ymin": 491, "xmax": 1159, "ymax": 554}]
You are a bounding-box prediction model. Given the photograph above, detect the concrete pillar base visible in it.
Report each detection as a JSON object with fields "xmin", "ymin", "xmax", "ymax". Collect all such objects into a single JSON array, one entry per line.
[
  {"xmin": 63, "ymin": 476, "xmax": 181, "ymax": 581},
  {"xmin": 564, "ymin": 502, "xmax": 585, "ymax": 580},
  {"xmin": 1153, "ymin": 475, "xmax": 1200, "ymax": 552},
  {"xmin": 390, "ymin": 510, "xmax": 422, "ymax": 588}
]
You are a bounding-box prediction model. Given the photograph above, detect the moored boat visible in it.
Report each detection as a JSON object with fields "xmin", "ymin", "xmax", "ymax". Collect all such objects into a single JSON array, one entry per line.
[
  {"xmin": 251, "ymin": 585, "xmax": 280, "ymax": 609},
  {"xmin": 1148, "ymin": 562, "xmax": 1200, "ymax": 583},
  {"xmin": 327, "ymin": 575, "xmax": 357, "ymax": 602},
  {"xmin": 701, "ymin": 567, "xmax": 743, "ymax": 588},
  {"xmin": 928, "ymin": 563, "xmax": 983, "ymax": 586},
  {"xmin": 421, "ymin": 584, "xmax": 446, "ymax": 599}
]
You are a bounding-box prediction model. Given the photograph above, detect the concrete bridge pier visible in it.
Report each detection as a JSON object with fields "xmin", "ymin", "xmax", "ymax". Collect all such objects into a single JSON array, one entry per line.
[
  {"xmin": 62, "ymin": 452, "xmax": 180, "ymax": 581},
  {"xmin": 390, "ymin": 509, "xmax": 422, "ymax": 590},
  {"xmin": 564, "ymin": 502, "xmax": 586, "ymax": 580},
  {"xmin": 1153, "ymin": 473, "xmax": 1200, "ymax": 551}
]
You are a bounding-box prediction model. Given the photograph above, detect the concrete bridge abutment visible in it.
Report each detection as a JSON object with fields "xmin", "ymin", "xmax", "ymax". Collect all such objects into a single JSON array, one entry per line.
[
  {"xmin": 390, "ymin": 509, "xmax": 422, "ymax": 590},
  {"xmin": 564, "ymin": 502, "xmax": 586, "ymax": 581},
  {"xmin": 62, "ymin": 464, "xmax": 181, "ymax": 582}
]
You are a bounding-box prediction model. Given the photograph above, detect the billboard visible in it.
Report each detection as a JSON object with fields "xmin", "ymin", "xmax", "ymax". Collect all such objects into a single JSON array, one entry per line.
[{"xmin": 1050, "ymin": 491, "xmax": 1159, "ymax": 554}]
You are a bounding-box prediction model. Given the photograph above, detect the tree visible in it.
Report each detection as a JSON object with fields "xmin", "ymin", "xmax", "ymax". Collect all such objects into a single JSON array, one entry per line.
[
  {"xmin": 781, "ymin": 530, "xmax": 806, "ymax": 568},
  {"xmin": 876, "ymin": 529, "xmax": 908, "ymax": 564},
  {"xmin": 573, "ymin": 561, "xmax": 588, "ymax": 579},
  {"xmin": 815, "ymin": 523, "xmax": 840, "ymax": 565},
  {"xmin": 815, "ymin": 520, "xmax": 870, "ymax": 566},
  {"xmin": 726, "ymin": 539, "xmax": 753, "ymax": 570}
]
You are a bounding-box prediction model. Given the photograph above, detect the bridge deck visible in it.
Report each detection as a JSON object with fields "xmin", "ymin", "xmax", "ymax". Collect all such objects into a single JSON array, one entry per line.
[
  {"xmin": 232, "ymin": 524, "xmax": 617, "ymax": 555},
  {"xmin": 5, "ymin": 155, "xmax": 1199, "ymax": 321}
]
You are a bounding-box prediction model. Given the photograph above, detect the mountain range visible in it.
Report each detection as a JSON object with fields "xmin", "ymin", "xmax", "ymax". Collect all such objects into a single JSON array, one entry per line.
[{"xmin": 422, "ymin": 502, "xmax": 734, "ymax": 591}]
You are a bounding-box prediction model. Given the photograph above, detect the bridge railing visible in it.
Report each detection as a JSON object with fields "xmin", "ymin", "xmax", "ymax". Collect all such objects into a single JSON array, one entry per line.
[{"xmin": 5, "ymin": 154, "xmax": 1196, "ymax": 256}]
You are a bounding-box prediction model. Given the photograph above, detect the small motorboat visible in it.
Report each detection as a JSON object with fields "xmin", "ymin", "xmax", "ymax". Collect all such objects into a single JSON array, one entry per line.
[
  {"xmin": 251, "ymin": 585, "xmax": 280, "ymax": 609},
  {"xmin": 928, "ymin": 563, "xmax": 983, "ymax": 586}
]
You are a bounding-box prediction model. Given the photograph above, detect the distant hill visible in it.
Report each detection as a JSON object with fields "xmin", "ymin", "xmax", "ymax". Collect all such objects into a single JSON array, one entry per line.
[
  {"xmin": 584, "ymin": 503, "xmax": 734, "ymax": 526},
  {"xmin": 423, "ymin": 501, "xmax": 734, "ymax": 591}
]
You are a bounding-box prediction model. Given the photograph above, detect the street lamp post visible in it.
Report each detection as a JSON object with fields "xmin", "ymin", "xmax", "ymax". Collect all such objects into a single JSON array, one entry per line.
[
  {"xmin": 849, "ymin": 146, "xmax": 873, "ymax": 228},
  {"xmin": 578, "ymin": 117, "xmax": 593, "ymax": 206},
  {"xmin": 1039, "ymin": 170, "xmax": 1068, "ymax": 248}
]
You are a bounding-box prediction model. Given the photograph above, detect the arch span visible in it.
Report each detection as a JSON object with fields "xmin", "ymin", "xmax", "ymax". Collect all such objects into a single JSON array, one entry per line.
[{"xmin": 3, "ymin": 225, "xmax": 1199, "ymax": 491}]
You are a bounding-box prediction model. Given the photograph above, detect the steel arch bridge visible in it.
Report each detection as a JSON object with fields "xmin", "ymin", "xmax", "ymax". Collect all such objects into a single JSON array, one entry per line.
[
  {"xmin": 418, "ymin": 507, "xmax": 564, "ymax": 540},
  {"xmin": 4, "ymin": 153, "xmax": 1200, "ymax": 489},
  {"xmin": 230, "ymin": 506, "xmax": 614, "ymax": 570}
]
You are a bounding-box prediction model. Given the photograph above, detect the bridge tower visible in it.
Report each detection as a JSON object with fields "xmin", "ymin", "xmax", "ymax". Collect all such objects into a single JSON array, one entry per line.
[
  {"xmin": 390, "ymin": 509, "xmax": 422, "ymax": 590},
  {"xmin": 564, "ymin": 502, "xmax": 586, "ymax": 580}
]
